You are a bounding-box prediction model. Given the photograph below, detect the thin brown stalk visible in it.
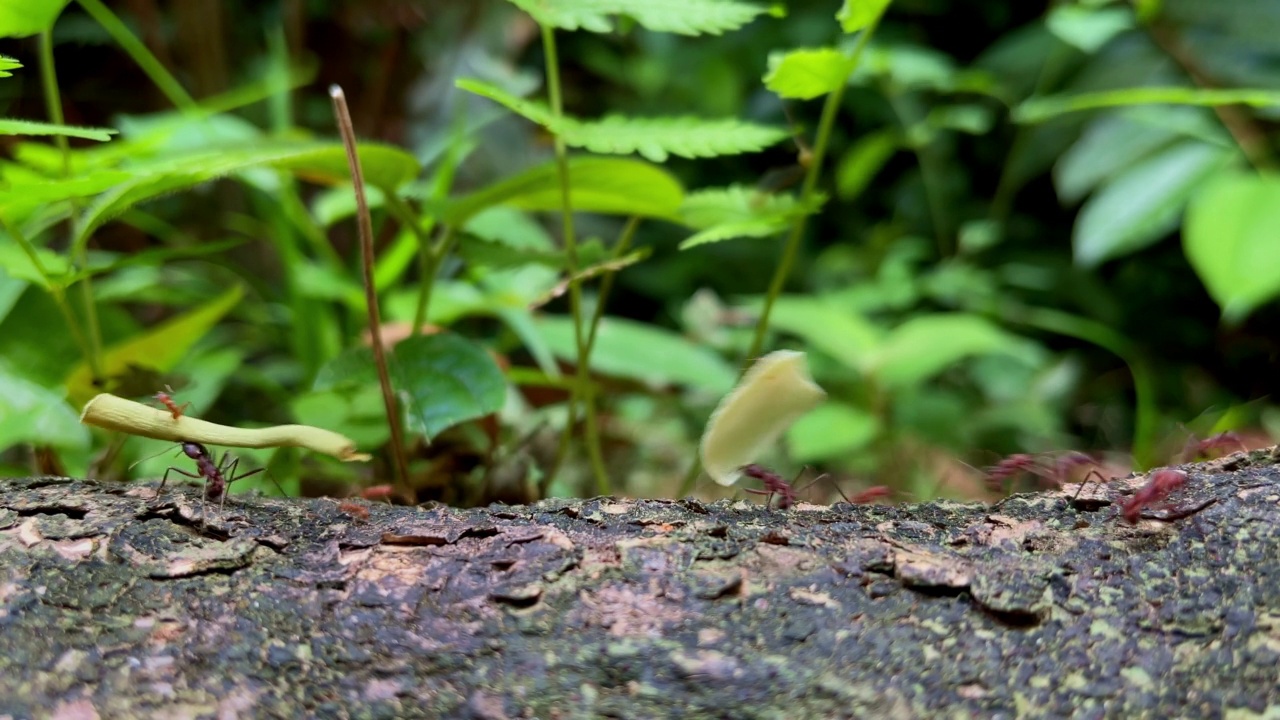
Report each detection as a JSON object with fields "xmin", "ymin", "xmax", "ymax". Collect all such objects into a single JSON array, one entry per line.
[{"xmin": 329, "ymin": 85, "xmax": 410, "ymax": 488}]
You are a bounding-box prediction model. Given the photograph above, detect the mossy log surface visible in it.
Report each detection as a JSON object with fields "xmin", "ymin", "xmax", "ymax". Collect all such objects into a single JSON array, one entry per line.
[{"xmin": 2, "ymin": 451, "xmax": 1280, "ymax": 719}]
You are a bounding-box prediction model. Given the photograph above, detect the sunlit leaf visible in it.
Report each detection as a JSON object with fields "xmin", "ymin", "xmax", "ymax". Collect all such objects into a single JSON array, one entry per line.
[
  {"xmin": 65, "ymin": 285, "xmax": 245, "ymax": 405},
  {"xmin": 0, "ymin": 0, "xmax": 71, "ymax": 37},
  {"xmin": 0, "ymin": 119, "xmax": 116, "ymax": 141},
  {"xmin": 678, "ymin": 185, "xmax": 824, "ymax": 249},
  {"xmin": 837, "ymin": 0, "xmax": 891, "ymax": 34},
  {"xmin": 0, "ymin": 55, "xmax": 20, "ymax": 77},
  {"xmin": 506, "ymin": 0, "xmax": 774, "ymax": 36},
  {"xmin": 1184, "ymin": 170, "xmax": 1280, "ymax": 323},
  {"xmin": 763, "ymin": 48, "xmax": 850, "ymax": 100},
  {"xmin": 446, "ymin": 156, "xmax": 684, "ymax": 224},
  {"xmin": 458, "ymin": 79, "xmax": 788, "ymax": 162},
  {"xmin": 1074, "ymin": 141, "xmax": 1236, "ymax": 267}
]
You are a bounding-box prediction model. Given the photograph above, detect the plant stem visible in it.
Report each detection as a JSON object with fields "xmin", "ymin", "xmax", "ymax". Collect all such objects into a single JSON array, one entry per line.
[
  {"xmin": 39, "ymin": 27, "xmax": 104, "ymax": 382},
  {"xmin": 77, "ymin": 0, "xmax": 197, "ymax": 111},
  {"xmin": 413, "ymin": 223, "xmax": 457, "ymax": 332},
  {"xmin": 542, "ymin": 24, "xmax": 609, "ymax": 496},
  {"xmin": 584, "ymin": 217, "xmax": 640, "ymax": 354},
  {"xmin": 885, "ymin": 90, "xmax": 951, "ymax": 257},
  {"xmin": 330, "ymin": 85, "xmax": 410, "ymax": 488}
]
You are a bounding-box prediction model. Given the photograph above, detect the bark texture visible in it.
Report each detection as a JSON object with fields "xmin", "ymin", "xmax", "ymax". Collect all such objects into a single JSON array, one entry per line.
[{"xmin": 1, "ymin": 450, "xmax": 1280, "ymax": 719}]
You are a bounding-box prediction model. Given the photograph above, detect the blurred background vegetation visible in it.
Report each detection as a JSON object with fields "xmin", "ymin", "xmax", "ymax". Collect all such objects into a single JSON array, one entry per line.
[{"xmin": 2, "ymin": 0, "xmax": 1279, "ymax": 507}]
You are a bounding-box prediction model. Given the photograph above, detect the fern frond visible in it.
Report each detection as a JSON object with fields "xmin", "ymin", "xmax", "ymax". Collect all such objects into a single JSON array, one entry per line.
[
  {"xmin": 458, "ymin": 79, "xmax": 789, "ymax": 162},
  {"xmin": 507, "ymin": 0, "xmax": 776, "ymax": 36},
  {"xmin": 678, "ymin": 185, "xmax": 826, "ymax": 249}
]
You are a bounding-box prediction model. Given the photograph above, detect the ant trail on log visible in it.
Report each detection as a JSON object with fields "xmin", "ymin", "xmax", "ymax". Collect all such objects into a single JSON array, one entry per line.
[
  {"xmin": 739, "ymin": 465, "xmax": 886, "ymax": 509},
  {"xmin": 1121, "ymin": 469, "xmax": 1189, "ymax": 524}
]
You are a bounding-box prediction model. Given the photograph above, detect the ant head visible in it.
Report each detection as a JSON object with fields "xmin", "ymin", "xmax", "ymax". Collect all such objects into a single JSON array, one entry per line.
[{"xmin": 180, "ymin": 441, "xmax": 207, "ymax": 459}]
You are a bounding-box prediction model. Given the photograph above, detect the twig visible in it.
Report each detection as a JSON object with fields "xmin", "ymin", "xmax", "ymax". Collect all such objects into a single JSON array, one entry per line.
[{"xmin": 329, "ymin": 85, "xmax": 410, "ymax": 487}]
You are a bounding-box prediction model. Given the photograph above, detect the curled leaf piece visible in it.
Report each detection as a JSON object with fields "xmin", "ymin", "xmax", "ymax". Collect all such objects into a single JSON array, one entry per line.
[
  {"xmin": 80, "ymin": 393, "xmax": 371, "ymax": 461},
  {"xmin": 699, "ymin": 350, "xmax": 826, "ymax": 486}
]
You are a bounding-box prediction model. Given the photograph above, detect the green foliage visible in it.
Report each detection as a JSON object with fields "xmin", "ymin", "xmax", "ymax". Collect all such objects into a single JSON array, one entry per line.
[
  {"xmin": 0, "ymin": 0, "xmax": 70, "ymax": 37},
  {"xmin": 837, "ymin": 0, "xmax": 891, "ymax": 34},
  {"xmin": 315, "ymin": 333, "xmax": 507, "ymax": 440},
  {"xmin": 0, "ymin": 119, "xmax": 116, "ymax": 141},
  {"xmin": 457, "ymin": 79, "xmax": 789, "ymax": 162},
  {"xmin": 0, "ymin": 55, "xmax": 22, "ymax": 77},
  {"xmin": 764, "ymin": 48, "xmax": 851, "ymax": 100},
  {"xmin": 1015, "ymin": 88, "xmax": 1280, "ymax": 124},
  {"xmin": 506, "ymin": 0, "xmax": 775, "ymax": 36},
  {"xmin": 1184, "ymin": 171, "xmax": 1280, "ymax": 323},
  {"xmin": 678, "ymin": 186, "xmax": 824, "ymax": 249},
  {"xmin": 0, "ymin": 363, "xmax": 88, "ymax": 451}
]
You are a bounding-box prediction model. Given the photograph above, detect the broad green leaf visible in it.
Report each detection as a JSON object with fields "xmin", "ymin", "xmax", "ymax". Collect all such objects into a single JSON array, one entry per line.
[
  {"xmin": 0, "ymin": 0, "xmax": 71, "ymax": 37},
  {"xmin": 786, "ymin": 401, "xmax": 880, "ymax": 462},
  {"xmin": 535, "ymin": 315, "xmax": 737, "ymax": 394},
  {"xmin": 458, "ymin": 236, "xmax": 611, "ymax": 272},
  {"xmin": 65, "ymin": 285, "xmax": 245, "ymax": 405},
  {"xmin": 314, "ymin": 332, "xmax": 507, "ymax": 439},
  {"xmin": 0, "ymin": 363, "xmax": 88, "ymax": 451},
  {"xmin": 446, "ymin": 156, "xmax": 684, "ymax": 224},
  {"xmin": 0, "ymin": 55, "xmax": 20, "ymax": 77},
  {"xmin": 0, "ymin": 240, "xmax": 70, "ymax": 288},
  {"xmin": 764, "ymin": 48, "xmax": 850, "ymax": 100},
  {"xmin": 867, "ymin": 314, "xmax": 1040, "ymax": 388},
  {"xmin": 1184, "ymin": 171, "xmax": 1280, "ymax": 322},
  {"xmin": 0, "ymin": 170, "xmax": 134, "ymax": 225},
  {"xmin": 72, "ymin": 142, "xmax": 419, "ymax": 255},
  {"xmin": 837, "ymin": 0, "xmax": 891, "ymax": 33},
  {"xmin": 1073, "ymin": 141, "xmax": 1235, "ymax": 267},
  {"xmin": 458, "ymin": 79, "xmax": 787, "ymax": 162},
  {"xmin": 0, "ymin": 119, "xmax": 116, "ymax": 142},
  {"xmin": 927, "ymin": 104, "xmax": 994, "ymax": 135},
  {"xmin": 677, "ymin": 186, "xmax": 824, "ymax": 249},
  {"xmin": 1045, "ymin": 5, "xmax": 1133, "ymax": 53},
  {"xmin": 1014, "ymin": 87, "xmax": 1280, "ymax": 124},
  {"xmin": 1054, "ymin": 114, "xmax": 1178, "ymax": 204},
  {"xmin": 749, "ymin": 296, "xmax": 882, "ymax": 371},
  {"xmin": 835, "ymin": 129, "xmax": 897, "ymax": 199},
  {"xmin": 506, "ymin": 0, "xmax": 774, "ymax": 36}
]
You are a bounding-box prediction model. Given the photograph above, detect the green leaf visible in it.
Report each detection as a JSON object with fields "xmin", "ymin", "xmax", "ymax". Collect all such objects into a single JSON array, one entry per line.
[
  {"xmin": 0, "ymin": 0, "xmax": 71, "ymax": 37},
  {"xmin": 506, "ymin": 0, "xmax": 773, "ymax": 36},
  {"xmin": 786, "ymin": 402, "xmax": 880, "ymax": 462},
  {"xmin": 72, "ymin": 142, "xmax": 419, "ymax": 255},
  {"xmin": 534, "ymin": 315, "xmax": 737, "ymax": 394},
  {"xmin": 65, "ymin": 285, "xmax": 245, "ymax": 405},
  {"xmin": 457, "ymin": 79, "xmax": 787, "ymax": 162},
  {"xmin": 445, "ymin": 156, "xmax": 685, "ymax": 224},
  {"xmin": 835, "ymin": 129, "xmax": 898, "ymax": 200},
  {"xmin": 0, "ymin": 119, "xmax": 116, "ymax": 141},
  {"xmin": 867, "ymin": 314, "xmax": 1040, "ymax": 388},
  {"xmin": 314, "ymin": 332, "xmax": 507, "ymax": 439},
  {"xmin": 1073, "ymin": 141, "xmax": 1235, "ymax": 267},
  {"xmin": 1045, "ymin": 5, "xmax": 1133, "ymax": 53},
  {"xmin": 1054, "ymin": 114, "xmax": 1180, "ymax": 204},
  {"xmin": 0, "ymin": 55, "xmax": 23, "ymax": 77},
  {"xmin": 1184, "ymin": 171, "xmax": 1280, "ymax": 323},
  {"xmin": 0, "ymin": 239, "xmax": 71, "ymax": 289},
  {"xmin": 677, "ymin": 185, "xmax": 824, "ymax": 249},
  {"xmin": 837, "ymin": 0, "xmax": 891, "ymax": 34},
  {"xmin": 1014, "ymin": 87, "xmax": 1280, "ymax": 124},
  {"xmin": 0, "ymin": 363, "xmax": 88, "ymax": 451},
  {"xmin": 753, "ymin": 296, "xmax": 883, "ymax": 371},
  {"xmin": 764, "ymin": 48, "xmax": 850, "ymax": 100}
]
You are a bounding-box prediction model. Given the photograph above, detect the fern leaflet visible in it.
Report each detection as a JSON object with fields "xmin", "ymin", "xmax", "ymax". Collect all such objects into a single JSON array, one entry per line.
[{"xmin": 507, "ymin": 0, "xmax": 777, "ymax": 36}]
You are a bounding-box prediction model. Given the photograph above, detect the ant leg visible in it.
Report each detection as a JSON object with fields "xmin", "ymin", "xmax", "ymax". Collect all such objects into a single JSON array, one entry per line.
[
  {"xmin": 160, "ymin": 466, "xmax": 202, "ymax": 494},
  {"xmin": 1071, "ymin": 469, "xmax": 1105, "ymax": 502}
]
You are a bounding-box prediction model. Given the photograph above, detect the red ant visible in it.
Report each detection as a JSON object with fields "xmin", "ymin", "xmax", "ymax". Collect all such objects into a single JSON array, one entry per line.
[
  {"xmin": 847, "ymin": 486, "xmax": 892, "ymax": 504},
  {"xmin": 741, "ymin": 464, "xmax": 801, "ymax": 509},
  {"xmin": 1121, "ymin": 468, "xmax": 1189, "ymax": 524},
  {"xmin": 158, "ymin": 441, "xmax": 263, "ymax": 519},
  {"xmin": 153, "ymin": 385, "xmax": 190, "ymax": 421},
  {"xmin": 359, "ymin": 484, "xmax": 394, "ymax": 502},
  {"xmin": 985, "ymin": 451, "xmax": 1101, "ymax": 493},
  {"xmin": 338, "ymin": 500, "xmax": 371, "ymax": 521},
  {"xmin": 1180, "ymin": 432, "xmax": 1246, "ymax": 463}
]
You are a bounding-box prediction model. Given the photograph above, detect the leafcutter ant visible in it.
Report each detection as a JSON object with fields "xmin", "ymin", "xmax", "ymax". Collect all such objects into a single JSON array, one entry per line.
[
  {"xmin": 153, "ymin": 385, "xmax": 191, "ymax": 421},
  {"xmin": 158, "ymin": 441, "xmax": 264, "ymax": 520},
  {"xmin": 1180, "ymin": 432, "xmax": 1247, "ymax": 463},
  {"xmin": 847, "ymin": 485, "xmax": 893, "ymax": 504},
  {"xmin": 739, "ymin": 464, "xmax": 884, "ymax": 509},
  {"xmin": 359, "ymin": 484, "xmax": 394, "ymax": 502},
  {"xmin": 1121, "ymin": 469, "xmax": 1189, "ymax": 524},
  {"xmin": 984, "ymin": 451, "xmax": 1102, "ymax": 494},
  {"xmin": 338, "ymin": 500, "xmax": 371, "ymax": 521}
]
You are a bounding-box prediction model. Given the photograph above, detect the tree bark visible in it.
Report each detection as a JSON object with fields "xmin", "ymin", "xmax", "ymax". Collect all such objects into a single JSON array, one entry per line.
[{"xmin": 1, "ymin": 451, "xmax": 1279, "ymax": 719}]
